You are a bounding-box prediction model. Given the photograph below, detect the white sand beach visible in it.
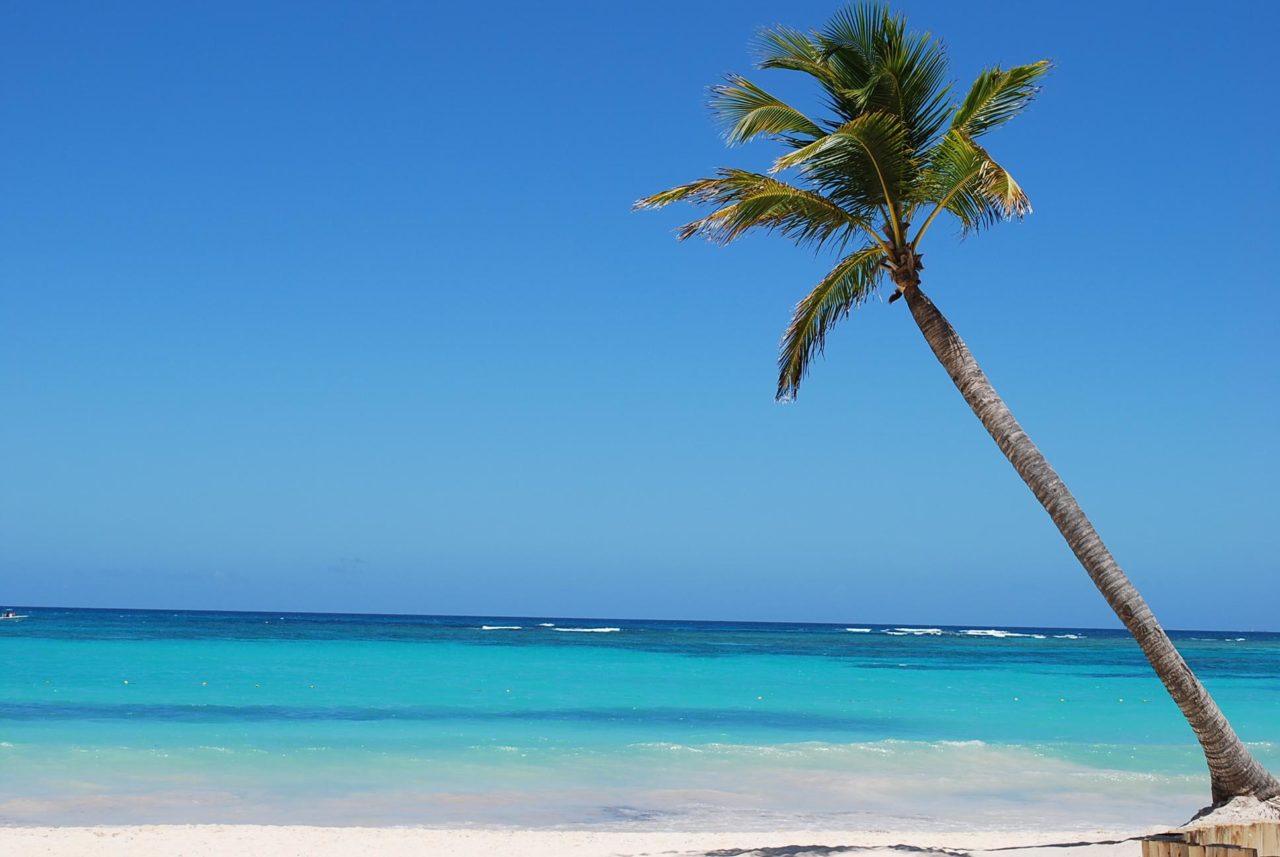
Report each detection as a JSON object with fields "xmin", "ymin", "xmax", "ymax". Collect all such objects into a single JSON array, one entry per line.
[{"xmin": 0, "ymin": 825, "xmax": 1154, "ymax": 857}]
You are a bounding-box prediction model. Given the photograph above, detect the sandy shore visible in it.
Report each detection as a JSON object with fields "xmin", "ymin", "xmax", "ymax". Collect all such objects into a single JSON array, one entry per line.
[{"xmin": 0, "ymin": 825, "xmax": 1157, "ymax": 857}]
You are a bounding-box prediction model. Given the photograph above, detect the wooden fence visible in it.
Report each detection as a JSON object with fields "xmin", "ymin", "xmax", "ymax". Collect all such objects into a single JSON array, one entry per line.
[{"xmin": 1142, "ymin": 824, "xmax": 1280, "ymax": 857}]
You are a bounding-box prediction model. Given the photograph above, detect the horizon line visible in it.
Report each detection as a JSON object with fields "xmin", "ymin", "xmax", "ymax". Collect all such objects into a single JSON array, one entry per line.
[{"xmin": 7, "ymin": 603, "xmax": 1276, "ymax": 636}]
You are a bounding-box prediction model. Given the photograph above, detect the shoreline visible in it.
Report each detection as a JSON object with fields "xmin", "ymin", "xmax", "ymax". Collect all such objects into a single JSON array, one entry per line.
[{"xmin": 0, "ymin": 825, "xmax": 1158, "ymax": 857}]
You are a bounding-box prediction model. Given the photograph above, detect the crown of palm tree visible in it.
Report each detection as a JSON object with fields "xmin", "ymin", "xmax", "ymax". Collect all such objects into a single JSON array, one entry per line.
[{"xmin": 636, "ymin": 3, "xmax": 1049, "ymax": 401}]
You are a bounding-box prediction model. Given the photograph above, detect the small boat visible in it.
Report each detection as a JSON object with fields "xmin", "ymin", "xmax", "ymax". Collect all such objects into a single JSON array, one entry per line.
[{"xmin": 0, "ymin": 609, "xmax": 28, "ymax": 621}]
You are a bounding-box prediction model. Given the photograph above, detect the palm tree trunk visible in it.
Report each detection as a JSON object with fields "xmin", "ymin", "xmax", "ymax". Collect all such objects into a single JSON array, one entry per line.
[{"xmin": 901, "ymin": 282, "xmax": 1279, "ymax": 805}]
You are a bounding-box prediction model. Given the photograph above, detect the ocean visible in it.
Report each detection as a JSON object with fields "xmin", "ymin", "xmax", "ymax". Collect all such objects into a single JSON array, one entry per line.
[{"xmin": 1, "ymin": 608, "xmax": 1277, "ymax": 830}]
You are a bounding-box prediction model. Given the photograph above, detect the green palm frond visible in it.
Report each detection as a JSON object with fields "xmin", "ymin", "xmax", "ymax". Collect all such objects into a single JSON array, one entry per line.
[
  {"xmin": 952, "ymin": 61, "xmax": 1050, "ymax": 137},
  {"xmin": 823, "ymin": 4, "xmax": 885, "ymax": 52},
  {"xmin": 755, "ymin": 25, "xmax": 833, "ymax": 84},
  {"xmin": 914, "ymin": 131, "xmax": 1030, "ymax": 240},
  {"xmin": 640, "ymin": 3, "xmax": 1049, "ymax": 398},
  {"xmin": 771, "ymin": 111, "xmax": 914, "ymax": 234},
  {"xmin": 875, "ymin": 24, "xmax": 952, "ymax": 149},
  {"xmin": 634, "ymin": 169, "xmax": 870, "ymax": 250},
  {"xmin": 710, "ymin": 75, "xmax": 824, "ymax": 145},
  {"xmin": 776, "ymin": 245, "xmax": 885, "ymax": 400},
  {"xmin": 815, "ymin": 5, "xmax": 879, "ymax": 108},
  {"xmin": 816, "ymin": 5, "xmax": 951, "ymax": 149}
]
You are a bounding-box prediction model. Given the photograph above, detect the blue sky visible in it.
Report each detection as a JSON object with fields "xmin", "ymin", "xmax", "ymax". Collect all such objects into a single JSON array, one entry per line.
[{"xmin": 2, "ymin": 1, "xmax": 1277, "ymax": 629}]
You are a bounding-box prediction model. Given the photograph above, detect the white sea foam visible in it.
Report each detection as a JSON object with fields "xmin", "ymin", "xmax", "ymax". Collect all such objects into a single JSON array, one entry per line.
[
  {"xmin": 959, "ymin": 629, "xmax": 1047, "ymax": 639},
  {"xmin": 1053, "ymin": 634, "xmax": 1085, "ymax": 639},
  {"xmin": 630, "ymin": 742, "xmax": 706, "ymax": 753},
  {"xmin": 845, "ymin": 627, "xmax": 872, "ymax": 633},
  {"xmin": 883, "ymin": 627, "xmax": 943, "ymax": 636},
  {"xmin": 480, "ymin": 625, "xmax": 522, "ymax": 631},
  {"xmin": 629, "ymin": 738, "xmax": 1016, "ymax": 762},
  {"xmin": 537, "ymin": 623, "xmax": 555, "ymax": 627},
  {"xmin": 552, "ymin": 627, "xmax": 621, "ymax": 633}
]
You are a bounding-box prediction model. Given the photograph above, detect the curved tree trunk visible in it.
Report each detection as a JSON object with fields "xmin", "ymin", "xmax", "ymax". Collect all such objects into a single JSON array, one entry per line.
[{"xmin": 900, "ymin": 282, "xmax": 1279, "ymax": 805}]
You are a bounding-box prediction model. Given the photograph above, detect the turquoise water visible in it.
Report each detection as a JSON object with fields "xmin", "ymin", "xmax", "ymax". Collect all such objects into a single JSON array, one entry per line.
[{"xmin": 1, "ymin": 608, "xmax": 1277, "ymax": 829}]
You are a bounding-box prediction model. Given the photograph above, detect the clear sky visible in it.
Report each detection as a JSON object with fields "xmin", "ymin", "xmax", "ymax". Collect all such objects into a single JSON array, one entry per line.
[{"xmin": 2, "ymin": 1, "xmax": 1277, "ymax": 629}]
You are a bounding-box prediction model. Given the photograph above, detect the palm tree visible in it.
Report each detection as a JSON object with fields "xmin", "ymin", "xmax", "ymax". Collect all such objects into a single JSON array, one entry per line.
[{"xmin": 637, "ymin": 3, "xmax": 1278, "ymax": 805}]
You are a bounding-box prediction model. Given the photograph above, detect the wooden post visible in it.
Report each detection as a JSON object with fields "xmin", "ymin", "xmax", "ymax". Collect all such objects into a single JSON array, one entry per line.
[
  {"xmin": 1203, "ymin": 845, "xmax": 1257, "ymax": 857},
  {"xmin": 1145, "ymin": 833, "xmax": 1190, "ymax": 857},
  {"xmin": 1185, "ymin": 823, "xmax": 1280, "ymax": 856},
  {"xmin": 1147, "ymin": 823, "xmax": 1279, "ymax": 857}
]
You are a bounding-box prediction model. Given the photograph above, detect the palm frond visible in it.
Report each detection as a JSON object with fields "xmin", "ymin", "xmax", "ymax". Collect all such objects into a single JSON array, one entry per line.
[
  {"xmin": 815, "ymin": 4, "xmax": 951, "ymax": 150},
  {"xmin": 776, "ymin": 245, "xmax": 885, "ymax": 400},
  {"xmin": 876, "ymin": 26, "xmax": 952, "ymax": 149},
  {"xmin": 638, "ymin": 4, "xmax": 1050, "ymax": 402},
  {"xmin": 634, "ymin": 176, "xmax": 725, "ymax": 210},
  {"xmin": 635, "ymin": 169, "xmax": 870, "ymax": 250},
  {"xmin": 755, "ymin": 25, "xmax": 834, "ymax": 85},
  {"xmin": 951, "ymin": 61, "xmax": 1050, "ymax": 137},
  {"xmin": 914, "ymin": 131, "xmax": 1030, "ymax": 239},
  {"xmin": 710, "ymin": 75, "xmax": 824, "ymax": 145},
  {"xmin": 771, "ymin": 112, "xmax": 915, "ymax": 225},
  {"xmin": 820, "ymin": 4, "xmax": 882, "ymax": 71},
  {"xmin": 812, "ymin": 6, "xmax": 880, "ymax": 122}
]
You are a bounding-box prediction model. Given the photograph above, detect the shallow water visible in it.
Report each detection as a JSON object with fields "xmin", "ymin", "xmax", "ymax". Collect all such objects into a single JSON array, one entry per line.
[{"xmin": 1, "ymin": 608, "xmax": 1276, "ymax": 828}]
